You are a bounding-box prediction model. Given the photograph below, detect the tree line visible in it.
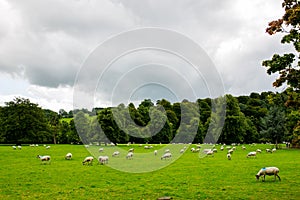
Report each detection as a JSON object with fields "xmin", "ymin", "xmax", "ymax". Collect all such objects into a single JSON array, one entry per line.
[{"xmin": 0, "ymin": 90, "xmax": 299, "ymax": 147}]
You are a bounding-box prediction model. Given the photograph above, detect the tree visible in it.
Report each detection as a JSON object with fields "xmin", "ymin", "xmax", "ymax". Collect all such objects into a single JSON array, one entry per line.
[
  {"xmin": 262, "ymin": 0, "xmax": 300, "ymax": 146},
  {"xmin": 260, "ymin": 106, "xmax": 287, "ymax": 148},
  {"xmin": 263, "ymin": 0, "xmax": 300, "ymax": 90},
  {"xmin": 0, "ymin": 97, "xmax": 50, "ymax": 144}
]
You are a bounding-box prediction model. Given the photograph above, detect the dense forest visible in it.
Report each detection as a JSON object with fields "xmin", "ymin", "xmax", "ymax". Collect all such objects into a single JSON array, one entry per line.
[{"xmin": 0, "ymin": 89, "xmax": 299, "ymax": 147}]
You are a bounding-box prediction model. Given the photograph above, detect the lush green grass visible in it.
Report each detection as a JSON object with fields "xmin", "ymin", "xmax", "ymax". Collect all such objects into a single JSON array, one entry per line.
[{"xmin": 0, "ymin": 144, "xmax": 299, "ymax": 199}]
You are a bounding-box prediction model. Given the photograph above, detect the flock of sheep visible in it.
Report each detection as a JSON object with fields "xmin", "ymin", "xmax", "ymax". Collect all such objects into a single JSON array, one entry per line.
[{"xmin": 12, "ymin": 143, "xmax": 281, "ymax": 182}]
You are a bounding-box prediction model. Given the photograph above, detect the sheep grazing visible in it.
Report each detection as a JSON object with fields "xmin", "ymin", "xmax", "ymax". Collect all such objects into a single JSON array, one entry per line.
[
  {"xmin": 12, "ymin": 146, "xmax": 16, "ymax": 150},
  {"xmin": 256, "ymin": 149, "xmax": 262, "ymax": 153},
  {"xmin": 272, "ymin": 148, "xmax": 276, "ymax": 153},
  {"xmin": 46, "ymin": 145, "xmax": 50, "ymax": 149},
  {"xmin": 98, "ymin": 156, "xmax": 109, "ymax": 165},
  {"xmin": 228, "ymin": 149, "xmax": 234, "ymax": 154},
  {"xmin": 82, "ymin": 156, "xmax": 94, "ymax": 165},
  {"xmin": 180, "ymin": 149, "xmax": 185, "ymax": 154},
  {"xmin": 128, "ymin": 148, "xmax": 134, "ymax": 153},
  {"xmin": 112, "ymin": 151, "xmax": 120, "ymax": 157},
  {"xmin": 220, "ymin": 146, "xmax": 224, "ymax": 151},
  {"xmin": 126, "ymin": 152, "xmax": 133, "ymax": 159},
  {"xmin": 255, "ymin": 167, "xmax": 281, "ymax": 182},
  {"xmin": 99, "ymin": 148, "xmax": 104, "ymax": 152},
  {"xmin": 206, "ymin": 150, "xmax": 214, "ymax": 157},
  {"xmin": 65, "ymin": 153, "xmax": 72, "ymax": 160},
  {"xmin": 227, "ymin": 153, "xmax": 231, "ymax": 160},
  {"xmin": 266, "ymin": 149, "xmax": 272, "ymax": 153},
  {"xmin": 154, "ymin": 150, "xmax": 158, "ymax": 156},
  {"xmin": 165, "ymin": 149, "xmax": 170, "ymax": 153},
  {"xmin": 212, "ymin": 148, "xmax": 218, "ymax": 153},
  {"xmin": 247, "ymin": 151, "xmax": 257, "ymax": 158},
  {"xmin": 144, "ymin": 146, "xmax": 149, "ymax": 149},
  {"xmin": 242, "ymin": 146, "xmax": 246, "ymax": 150},
  {"xmin": 161, "ymin": 152, "xmax": 172, "ymax": 160},
  {"xmin": 17, "ymin": 145, "xmax": 22, "ymax": 150},
  {"xmin": 37, "ymin": 155, "xmax": 51, "ymax": 164}
]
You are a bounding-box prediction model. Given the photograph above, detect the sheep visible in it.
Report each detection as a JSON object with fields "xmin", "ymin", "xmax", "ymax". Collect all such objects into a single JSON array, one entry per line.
[
  {"xmin": 212, "ymin": 148, "xmax": 218, "ymax": 153},
  {"xmin": 17, "ymin": 145, "xmax": 22, "ymax": 150},
  {"xmin": 128, "ymin": 148, "xmax": 134, "ymax": 153},
  {"xmin": 247, "ymin": 151, "xmax": 257, "ymax": 158},
  {"xmin": 98, "ymin": 156, "xmax": 109, "ymax": 165},
  {"xmin": 144, "ymin": 146, "xmax": 149, "ymax": 149},
  {"xmin": 191, "ymin": 148, "xmax": 195, "ymax": 152},
  {"xmin": 206, "ymin": 150, "xmax": 214, "ymax": 157},
  {"xmin": 12, "ymin": 146, "xmax": 16, "ymax": 150},
  {"xmin": 256, "ymin": 149, "xmax": 262, "ymax": 153},
  {"xmin": 46, "ymin": 145, "xmax": 50, "ymax": 149},
  {"xmin": 82, "ymin": 156, "xmax": 94, "ymax": 165},
  {"xmin": 192, "ymin": 148, "xmax": 200, "ymax": 153},
  {"xmin": 30, "ymin": 144, "xmax": 35, "ymax": 147},
  {"xmin": 228, "ymin": 149, "xmax": 234, "ymax": 154},
  {"xmin": 99, "ymin": 148, "xmax": 104, "ymax": 152},
  {"xmin": 65, "ymin": 153, "xmax": 72, "ymax": 160},
  {"xmin": 112, "ymin": 151, "xmax": 120, "ymax": 157},
  {"xmin": 180, "ymin": 149, "xmax": 185, "ymax": 154},
  {"xmin": 84, "ymin": 145, "xmax": 90, "ymax": 148},
  {"xmin": 165, "ymin": 149, "xmax": 170, "ymax": 153},
  {"xmin": 242, "ymin": 146, "xmax": 246, "ymax": 150},
  {"xmin": 161, "ymin": 152, "xmax": 172, "ymax": 160},
  {"xmin": 37, "ymin": 155, "xmax": 51, "ymax": 164},
  {"xmin": 266, "ymin": 149, "xmax": 272, "ymax": 153},
  {"xmin": 220, "ymin": 146, "xmax": 224, "ymax": 151},
  {"xmin": 126, "ymin": 152, "xmax": 133, "ymax": 159},
  {"xmin": 227, "ymin": 153, "xmax": 231, "ymax": 160},
  {"xmin": 255, "ymin": 167, "xmax": 281, "ymax": 182},
  {"xmin": 232, "ymin": 147, "xmax": 236, "ymax": 151},
  {"xmin": 272, "ymin": 148, "xmax": 276, "ymax": 153},
  {"xmin": 154, "ymin": 150, "xmax": 158, "ymax": 156}
]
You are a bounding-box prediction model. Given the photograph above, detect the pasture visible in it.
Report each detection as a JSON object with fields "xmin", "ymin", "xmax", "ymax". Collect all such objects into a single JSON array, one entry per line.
[{"xmin": 0, "ymin": 144, "xmax": 300, "ymax": 199}]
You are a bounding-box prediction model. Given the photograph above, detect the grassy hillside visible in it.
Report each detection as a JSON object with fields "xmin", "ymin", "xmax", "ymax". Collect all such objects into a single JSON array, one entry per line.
[{"xmin": 0, "ymin": 144, "xmax": 299, "ymax": 199}]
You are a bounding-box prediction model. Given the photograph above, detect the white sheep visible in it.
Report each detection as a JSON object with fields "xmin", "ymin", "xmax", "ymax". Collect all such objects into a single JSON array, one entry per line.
[
  {"xmin": 46, "ymin": 145, "xmax": 50, "ymax": 149},
  {"xmin": 128, "ymin": 148, "xmax": 134, "ymax": 153},
  {"xmin": 266, "ymin": 149, "xmax": 272, "ymax": 153},
  {"xmin": 98, "ymin": 156, "xmax": 109, "ymax": 165},
  {"xmin": 126, "ymin": 152, "xmax": 133, "ymax": 159},
  {"xmin": 161, "ymin": 152, "xmax": 172, "ymax": 160},
  {"xmin": 242, "ymin": 146, "xmax": 246, "ymax": 150},
  {"xmin": 165, "ymin": 149, "xmax": 170, "ymax": 153},
  {"xmin": 206, "ymin": 150, "xmax": 214, "ymax": 157},
  {"xmin": 82, "ymin": 156, "xmax": 94, "ymax": 165},
  {"xmin": 228, "ymin": 149, "xmax": 234, "ymax": 154},
  {"xmin": 227, "ymin": 153, "xmax": 231, "ymax": 160},
  {"xmin": 272, "ymin": 148, "xmax": 276, "ymax": 153},
  {"xmin": 212, "ymin": 148, "xmax": 218, "ymax": 153},
  {"xmin": 220, "ymin": 146, "xmax": 224, "ymax": 151},
  {"xmin": 17, "ymin": 145, "xmax": 22, "ymax": 150},
  {"xmin": 180, "ymin": 149, "xmax": 185, "ymax": 154},
  {"xmin": 256, "ymin": 149, "xmax": 262, "ymax": 153},
  {"xmin": 99, "ymin": 148, "xmax": 104, "ymax": 152},
  {"xmin": 154, "ymin": 150, "xmax": 158, "ymax": 156},
  {"xmin": 247, "ymin": 151, "xmax": 257, "ymax": 158},
  {"xmin": 255, "ymin": 167, "xmax": 281, "ymax": 182},
  {"xmin": 37, "ymin": 155, "xmax": 51, "ymax": 164},
  {"xmin": 12, "ymin": 146, "xmax": 16, "ymax": 150},
  {"xmin": 112, "ymin": 151, "xmax": 120, "ymax": 157},
  {"xmin": 144, "ymin": 146, "xmax": 149, "ymax": 149},
  {"xmin": 65, "ymin": 153, "xmax": 72, "ymax": 160}
]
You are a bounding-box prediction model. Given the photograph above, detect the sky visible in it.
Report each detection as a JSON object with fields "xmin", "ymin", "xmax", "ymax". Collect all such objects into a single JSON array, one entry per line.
[{"xmin": 0, "ymin": 0, "xmax": 293, "ymax": 112}]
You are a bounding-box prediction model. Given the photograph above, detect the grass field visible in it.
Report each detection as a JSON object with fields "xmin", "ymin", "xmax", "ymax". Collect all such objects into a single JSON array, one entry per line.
[{"xmin": 0, "ymin": 144, "xmax": 299, "ymax": 200}]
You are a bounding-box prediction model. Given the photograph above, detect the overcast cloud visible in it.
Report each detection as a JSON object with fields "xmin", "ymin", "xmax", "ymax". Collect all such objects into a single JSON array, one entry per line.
[{"xmin": 0, "ymin": 0, "xmax": 292, "ymax": 111}]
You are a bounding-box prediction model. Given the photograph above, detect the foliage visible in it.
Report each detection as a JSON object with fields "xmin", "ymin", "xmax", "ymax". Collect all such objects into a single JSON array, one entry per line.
[{"xmin": 0, "ymin": 97, "xmax": 51, "ymax": 144}]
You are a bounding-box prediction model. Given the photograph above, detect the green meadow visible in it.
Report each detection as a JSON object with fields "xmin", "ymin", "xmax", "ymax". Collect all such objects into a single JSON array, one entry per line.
[{"xmin": 1, "ymin": 144, "xmax": 299, "ymax": 200}]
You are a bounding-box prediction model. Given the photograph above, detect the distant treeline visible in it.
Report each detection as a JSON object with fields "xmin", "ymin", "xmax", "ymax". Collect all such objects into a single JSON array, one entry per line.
[{"xmin": 0, "ymin": 89, "xmax": 299, "ymax": 146}]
